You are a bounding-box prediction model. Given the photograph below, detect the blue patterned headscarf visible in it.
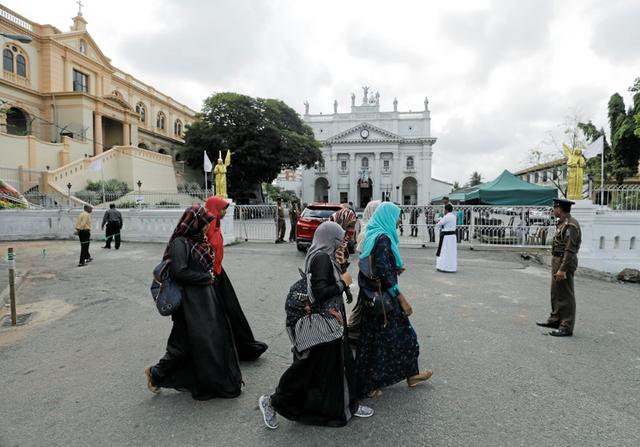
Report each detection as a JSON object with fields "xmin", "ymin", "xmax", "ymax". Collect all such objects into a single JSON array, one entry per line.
[{"xmin": 358, "ymin": 202, "xmax": 403, "ymax": 268}]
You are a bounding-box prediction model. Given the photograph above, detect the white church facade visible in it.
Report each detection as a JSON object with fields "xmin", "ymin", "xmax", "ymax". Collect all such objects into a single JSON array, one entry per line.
[{"xmin": 301, "ymin": 88, "xmax": 445, "ymax": 209}]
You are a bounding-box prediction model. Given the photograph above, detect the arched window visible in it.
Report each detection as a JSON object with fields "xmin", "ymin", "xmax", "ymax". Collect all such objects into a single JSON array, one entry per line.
[
  {"xmin": 6, "ymin": 107, "xmax": 29, "ymax": 136},
  {"xmin": 174, "ymin": 119, "xmax": 183, "ymax": 137},
  {"xmin": 157, "ymin": 112, "xmax": 165, "ymax": 130},
  {"xmin": 361, "ymin": 157, "xmax": 369, "ymax": 169},
  {"xmin": 79, "ymin": 39, "xmax": 87, "ymax": 54},
  {"xmin": 16, "ymin": 55, "xmax": 26, "ymax": 77},
  {"xmin": 3, "ymin": 48, "xmax": 13, "ymax": 72},
  {"xmin": 135, "ymin": 103, "xmax": 146, "ymax": 123},
  {"xmin": 406, "ymin": 156, "xmax": 415, "ymax": 170}
]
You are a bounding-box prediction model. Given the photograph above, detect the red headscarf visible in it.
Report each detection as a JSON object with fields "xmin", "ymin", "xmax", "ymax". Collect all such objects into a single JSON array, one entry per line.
[{"xmin": 204, "ymin": 196, "xmax": 230, "ymax": 275}]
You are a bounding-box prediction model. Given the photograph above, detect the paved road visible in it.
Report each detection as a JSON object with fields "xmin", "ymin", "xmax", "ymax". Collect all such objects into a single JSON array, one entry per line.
[{"xmin": 0, "ymin": 241, "xmax": 639, "ymax": 447}]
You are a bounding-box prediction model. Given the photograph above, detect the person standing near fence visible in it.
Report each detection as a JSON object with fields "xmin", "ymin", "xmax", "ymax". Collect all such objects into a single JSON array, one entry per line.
[
  {"xmin": 410, "ymin": 205, "xmax": 420, "ymax": 237},
  {"xmin": 288, "ymin": 202, "xmax": 299, "ymax": 242},
  {"xmin": 435, "ymin": 204, "xmax": 457, "ymax": 273},
  {"xmin": 536, "ymin": 198, "xmax": 581, "ymax": 337},
  {"xmin": 276, "ymin": 198, "xmax": 286, "ymax": 244},
  {"xmin": 75, "ymin": 205, "xmax": 93, "ymax": 267},
  {"xmin": 102, "ymin": 204, "xmax": 123, "ymax": 249}
]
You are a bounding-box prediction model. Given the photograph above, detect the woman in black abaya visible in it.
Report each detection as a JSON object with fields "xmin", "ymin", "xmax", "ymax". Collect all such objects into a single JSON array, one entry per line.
[
  {"xmin": 145, "ymin": 205, "xmax": 243, "ymax": 400},
  {"xmin": 205, "ymin": 196, "xmax": 268, "ymax": 361}
]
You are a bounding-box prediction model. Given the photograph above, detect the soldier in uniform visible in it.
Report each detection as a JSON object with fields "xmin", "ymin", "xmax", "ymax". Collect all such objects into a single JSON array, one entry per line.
[{"xmin": 536, "ymin": 198, "xmax": 581, "ymax": 337}]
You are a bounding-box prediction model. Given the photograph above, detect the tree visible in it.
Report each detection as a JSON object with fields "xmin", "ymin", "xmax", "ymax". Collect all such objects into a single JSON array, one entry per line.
[
  {"xmin": 452, "ymin": 181, "xmax": 461, "ymax": 190},
  {"xmin": 607, "ymin": 92, "xmax": 640, "ymax": 182},
  {"xmin": 183, "ymin": 93, "xmax": 322, "ymax": 200},
  {"xmin": 468, "ymin": 171, "xmax": 482, "ymax": 187},
  {"xmin": 263, "ymin": 183, "xmax": 298, "ymax": 204}
]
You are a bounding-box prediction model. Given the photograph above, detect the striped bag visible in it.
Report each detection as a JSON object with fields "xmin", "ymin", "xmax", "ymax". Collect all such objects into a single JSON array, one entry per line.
[{"xmin": 285, "ymin": 269, "xmax": 343, "ymax": 352}]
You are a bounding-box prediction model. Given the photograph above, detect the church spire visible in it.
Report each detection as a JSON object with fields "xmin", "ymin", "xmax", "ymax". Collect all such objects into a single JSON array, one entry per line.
[{"xmin": 71, "ymin": 0, "xmax": 88, "ymax": 32}]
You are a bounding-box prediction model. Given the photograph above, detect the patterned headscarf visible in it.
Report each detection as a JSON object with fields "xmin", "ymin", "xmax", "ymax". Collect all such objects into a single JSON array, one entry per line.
[
  {"xmin": 164, "ymin": 205, "xmax": 216, "ymax": 272},
  {"xmin": 330, "ymin": 207, "xmax": 357, "ymax": 235},
  {"xmin": 356, "ymin": 200, "xmax": 382, "ymax": 252},
  {"xmin": 204, "ymin": 196, "xmax": 230, "ymax": 275},
  {"xmin": 358, "ymin": 201, "xmax": 403, "ymax": 268}
]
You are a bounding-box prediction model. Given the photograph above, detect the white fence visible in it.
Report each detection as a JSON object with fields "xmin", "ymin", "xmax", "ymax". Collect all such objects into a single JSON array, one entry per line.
[{"xmin": 593, "ymin": 184, "xmax": 640, "ymax": 211}]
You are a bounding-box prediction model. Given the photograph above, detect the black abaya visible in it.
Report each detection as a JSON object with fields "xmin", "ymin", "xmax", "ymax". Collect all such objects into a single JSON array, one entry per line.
[
  {"xmin": 151, "ymin": 237, "xmax": 243, "ymax": 400},
  {"xmin": 214, "ymin": 267, "xmax": 268, "ymax": 361},
  {"xmin": 270, "ymin": 253, "xmax": 358, "ymax": 427}
]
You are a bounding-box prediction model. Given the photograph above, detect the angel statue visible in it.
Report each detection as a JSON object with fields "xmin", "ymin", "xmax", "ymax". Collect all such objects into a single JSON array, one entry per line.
[
  {"xmin": 563, "ymin": 144, "xmax": 586, "ymax": 200},
  {"xmin": 214, "ymin": 150, "xmax": 232, "ymax": 198}
]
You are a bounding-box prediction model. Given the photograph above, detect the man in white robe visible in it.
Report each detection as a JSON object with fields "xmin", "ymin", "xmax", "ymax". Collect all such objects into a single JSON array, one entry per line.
[{"xmin": 435, "ymin": 204, "xmax": 457, "ymax": 272}]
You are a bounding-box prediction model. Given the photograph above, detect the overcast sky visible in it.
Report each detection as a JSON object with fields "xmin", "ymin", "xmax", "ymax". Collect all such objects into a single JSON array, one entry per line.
[{"xmin": 9, "ymin": 0, "xmax": 640, "ymax": 184}]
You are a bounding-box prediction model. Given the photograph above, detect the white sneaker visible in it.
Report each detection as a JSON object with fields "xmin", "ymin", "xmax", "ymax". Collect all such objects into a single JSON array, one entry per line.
[
  {"xmin": 259, "ymin": 395, "xmax": 279, "ymax": 429},
  {"xmin": 354, "ymin": 405, "xmax": 374, "ymax": 418}
]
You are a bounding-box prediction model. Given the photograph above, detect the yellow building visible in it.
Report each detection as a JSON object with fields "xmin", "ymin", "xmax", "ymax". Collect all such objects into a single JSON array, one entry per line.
[{"xmin": 0, "ymin": 4, "xmax": 196, "ymax": 175}]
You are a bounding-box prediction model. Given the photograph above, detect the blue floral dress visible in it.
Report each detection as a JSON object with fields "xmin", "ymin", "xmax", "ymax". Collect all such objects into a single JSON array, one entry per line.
[{"xmin": 355, "ymin": 234, "xmax": 420, "ymax": 397}]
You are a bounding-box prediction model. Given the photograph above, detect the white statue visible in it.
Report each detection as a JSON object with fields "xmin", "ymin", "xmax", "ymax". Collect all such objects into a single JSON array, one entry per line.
[
  {"xmin": 351, "ymin": 92, "xmax": 356, "ymax": 106},
  {"xmin": 393, "ymin": 97, "xmax": 398, "ymax": 112},
  {"xmin": 374, "ymin": 91, "xmax": 380, "ymax": 105},
  {"xmin": 333, "ymin": 99, "xmax": 338, "ymax": 113},
  {"xmin": 424, "ymin": 96, "xmax": 429, "ymax": 110},
  {"xmin": 304, "ymin": 101, "xmax": 309, "ymax": 115},
  {"xmin": 362, "ymin": 86, "xmax": 370, "ymax": 104}
]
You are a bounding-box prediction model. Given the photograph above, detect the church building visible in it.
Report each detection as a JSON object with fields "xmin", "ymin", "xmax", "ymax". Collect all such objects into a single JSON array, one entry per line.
[{"xmin": 301, "ymin": 88, "xmax": 448, "ymax": 208}]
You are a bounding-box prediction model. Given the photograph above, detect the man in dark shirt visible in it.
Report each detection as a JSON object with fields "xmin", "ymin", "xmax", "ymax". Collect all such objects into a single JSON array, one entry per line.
[
  {"xmin": 536, "ymin": 198, "xmax": 581, "ymax": 337},
  {"xmin": 102, "ymin": 203, "xmax": 123, "ymax": 249}
]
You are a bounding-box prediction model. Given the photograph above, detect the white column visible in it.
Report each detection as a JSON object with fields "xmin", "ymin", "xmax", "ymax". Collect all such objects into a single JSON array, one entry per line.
[
  {"xmin": 392, "ymin": 149, "xmax": 400, "ymax": 203},
  {"xmin": 328, "ymin": 152, "xmax": 337, "ymax": 202},
  {"xmin": 424, "ymin": 145, "xmax": 433, "ymax": 204},
  {"xmin": 373, "ymin": 152, "xmax": 381, "ymax": 201},
  {"xmin": 349, "ymin": 153, "xmax": 357, "ymax": 205}
]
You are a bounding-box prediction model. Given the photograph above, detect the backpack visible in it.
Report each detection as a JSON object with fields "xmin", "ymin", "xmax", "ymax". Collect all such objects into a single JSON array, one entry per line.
[{"xmin": 150, "ymin": 258, "xmax": 183, "ymax": 316}]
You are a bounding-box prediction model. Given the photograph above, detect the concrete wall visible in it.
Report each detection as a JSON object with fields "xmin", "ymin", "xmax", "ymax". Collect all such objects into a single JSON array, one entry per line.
[
  {"xmin": 0, "ymin": 133, "xmax": 92, "ymax": 172},
  {"xmin": 46, "ymin": 146, "xmax": 178, "ymax": 193},
  {"xmin": 572, "ymin": 201, "xmax": 640, "ymax": 273},
  {"xmin": 0, "ymin": 206, "xmax": 236, "ymax": 246}
]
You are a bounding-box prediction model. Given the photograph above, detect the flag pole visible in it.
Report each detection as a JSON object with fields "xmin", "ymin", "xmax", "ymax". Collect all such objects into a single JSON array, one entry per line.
[
  {"xmin": 600, "ymin": 142, "xmax": 604, "ymax": 206},
  {"xmin": 101, "ymin": 162, "xmax": 106, "ymax": 205}
]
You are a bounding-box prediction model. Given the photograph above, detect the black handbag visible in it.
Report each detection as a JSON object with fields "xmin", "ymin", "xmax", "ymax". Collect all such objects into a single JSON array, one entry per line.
[
  {"xmin": 150, "ymin": 258, "xmax": 183, "ymax": 316},
  {"xmin": 358, "ymin": 253, "xmax": 393, "ymax": 326}
]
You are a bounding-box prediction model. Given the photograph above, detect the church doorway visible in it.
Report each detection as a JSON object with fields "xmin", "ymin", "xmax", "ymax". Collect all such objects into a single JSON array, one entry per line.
[
  {"xmin": 102, "ymin": 116, "xmax": 123, "ymax": 150},
  {"xmin": 402, "ymin": 177, "xmax": 417, "ymax": 205},
  {"xmin": 358, "ymin": 177, "xmax": 373, "ymax": 209},
  {"xmin": 314, "ymin": 177, "xmax": 329, "ymax": 202}
]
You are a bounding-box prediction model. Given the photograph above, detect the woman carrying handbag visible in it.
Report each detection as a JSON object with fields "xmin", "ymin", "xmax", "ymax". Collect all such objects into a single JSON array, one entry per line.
[{"xmin": 355, "ymin": 202, "xmax": 433, "ymax": 398}]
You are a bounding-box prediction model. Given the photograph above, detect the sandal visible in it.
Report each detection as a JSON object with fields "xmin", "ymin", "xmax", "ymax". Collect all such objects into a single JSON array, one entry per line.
[{"xmin": 407, "ymin": 370, "xmax": 433, "ymax": 388}]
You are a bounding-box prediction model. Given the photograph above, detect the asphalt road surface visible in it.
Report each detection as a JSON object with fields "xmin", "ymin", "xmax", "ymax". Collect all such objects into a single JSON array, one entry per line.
[{"xmin": 1, "ymin": 241, "xmax": 639, "ymax": 447}]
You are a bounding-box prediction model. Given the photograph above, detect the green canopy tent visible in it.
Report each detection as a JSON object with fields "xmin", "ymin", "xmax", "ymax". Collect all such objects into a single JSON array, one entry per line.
[{"xmin": 434, "ymin": 170, "xmax": 557, "ymax": 206}]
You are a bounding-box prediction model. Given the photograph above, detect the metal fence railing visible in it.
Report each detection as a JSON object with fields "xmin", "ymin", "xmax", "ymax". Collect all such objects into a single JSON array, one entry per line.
[
  {"xmin": 593, "ymin": 184, "xmax": 640, "ymax": 211},
  {"xmin": 397, "ymin": 205, "xmax": 554, "ymax": 248},
  {"xmin": 234, "ymin": 205, "xmax": 278, "ymax": 241}
]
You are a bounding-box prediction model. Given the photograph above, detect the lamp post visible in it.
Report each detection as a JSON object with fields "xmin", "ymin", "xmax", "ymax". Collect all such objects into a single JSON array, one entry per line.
[
  {"xmin": 66, "ymin": 182, "xmax": 72, "ymax": 208},
  {"xmin": 137, "ymin": 180, "xmax": 142, "ymax": 209},
  {"xmin": 0, "ymin": 33, "xmax": 32, "ymax": 44}
]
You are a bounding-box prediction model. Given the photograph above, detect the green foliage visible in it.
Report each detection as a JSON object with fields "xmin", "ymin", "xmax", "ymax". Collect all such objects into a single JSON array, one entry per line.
[
  {"xmin": 177, "ymin": 182, "xmax": 202, "ymax": 194},
  {"xmin": 182, "ymin": 92, "xmax": 322, "ymax": 199},
  {"xmin": 452, "ymin": 181, "xmax": 461, "ymax": 190},
  {"xmin": 468, "ymin": 171, "xmax": 483, "ymax": 187},
  {"xmin": 264, "ymin": 183, "xmax": 299, "ymax": 204},
  {"xmin": 76, "ymin": 179, "xmax": 131, "ymax": 205},
  {"xmin": 580, "ymin": 81, "xmax": 640, "ymax": 183}
]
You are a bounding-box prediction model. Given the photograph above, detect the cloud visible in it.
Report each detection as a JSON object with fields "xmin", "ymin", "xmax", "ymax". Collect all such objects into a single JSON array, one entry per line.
[
  {"xmin": 6, "ymin": 0, "xmax": 640, "ymax": 183},
  {"xmin": 589, "ymin": 0, "xmax": 640, "ymax": 64}
]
